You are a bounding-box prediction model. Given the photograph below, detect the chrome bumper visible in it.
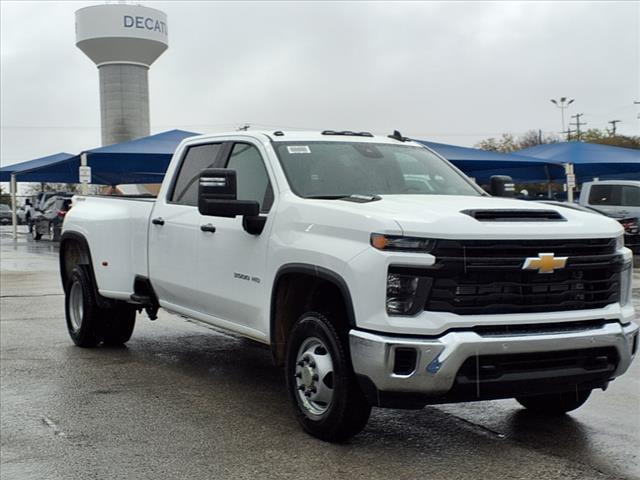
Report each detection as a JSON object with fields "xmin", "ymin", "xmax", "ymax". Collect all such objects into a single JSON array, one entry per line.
[{"xmin": 349, "ymin": 321, "xmax": 639, "ymax": 396}]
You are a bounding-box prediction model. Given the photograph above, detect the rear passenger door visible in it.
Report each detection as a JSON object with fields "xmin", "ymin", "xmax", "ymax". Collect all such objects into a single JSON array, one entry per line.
[{"xmin": 148, "ymin": 142, "xmax": 226, "ymax": 308}]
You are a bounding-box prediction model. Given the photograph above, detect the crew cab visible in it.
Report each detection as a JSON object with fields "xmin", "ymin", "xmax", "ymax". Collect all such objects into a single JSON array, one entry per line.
[{"xmin": 59, "ymin": 131, "xmax": 638, "ymax": 441}]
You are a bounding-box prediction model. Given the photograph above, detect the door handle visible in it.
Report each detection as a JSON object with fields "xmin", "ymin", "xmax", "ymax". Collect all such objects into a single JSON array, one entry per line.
[
  {"xmin": 152, "ymin": 217, "xmax": 165, "ymax": 226},
  {"xmin": 200, "ymin": 224, "xmax": 216, "ymax": 233}
]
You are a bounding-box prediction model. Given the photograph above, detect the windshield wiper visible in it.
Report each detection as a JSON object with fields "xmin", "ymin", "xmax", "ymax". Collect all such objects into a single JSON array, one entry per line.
[{"xmin": 305, "ymin": 194, "xmax": 381, "ymax": 203}]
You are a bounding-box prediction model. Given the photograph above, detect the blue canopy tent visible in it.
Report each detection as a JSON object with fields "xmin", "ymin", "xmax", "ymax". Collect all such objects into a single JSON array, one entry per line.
[
  {"xmin": 516, "ymin": 142, "xmax": 640, "ymax": 182},
  {"xmin": 0, "ymin": 129, "xmax": 199, "ymax": 186},
  {"xmin": 68, "ymin": 129, "xmax": 199, "ymax": 185},
  {"xmin": 417, "ymin": 140, "xmax": 565, "ymax": 184},
  {"xmin": 0, "ymin": 152, "xmax": 77, "ymax": 183},
  {"xmin": 0, "ymin": 130, "xmax": 198, "ymax": 238},
  {"xmin": 0, "ymin": 152, "xmax": 78, "ymax": 238}
]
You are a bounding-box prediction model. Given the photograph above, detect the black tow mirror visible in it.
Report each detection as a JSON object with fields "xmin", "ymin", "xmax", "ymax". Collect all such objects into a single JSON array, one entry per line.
[
  {"xmin": 198, "ymin": 169, "xmax": 260, "ymax": 218},
  {"xmin": 490, "ymin": 175, "xmax": 515, "ymax": 197}
]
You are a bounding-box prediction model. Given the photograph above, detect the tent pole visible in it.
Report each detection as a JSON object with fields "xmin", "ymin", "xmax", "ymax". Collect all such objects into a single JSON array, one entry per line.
[
  {"xmin": 544, "ymin": 165, "xmax": 552, "ymax": 199},
  {"xmin": 10, "ymin": 174, "xmax": 17, "ymax": 240},
  {"xmin": 564, "ymin": 163, "xmax": 575, "ymax": 203},
  {"xmin": 81, "ymin": 152, "xmax": 88, "ymax": 195}
]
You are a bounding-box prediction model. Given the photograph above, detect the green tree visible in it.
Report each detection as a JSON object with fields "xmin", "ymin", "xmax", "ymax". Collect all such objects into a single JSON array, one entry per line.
[
  {"xmin": 476, "ymin": 128, "xmax": 640, "ymax": 152},
  {"xmin": 475, "ymin": 130, "xmax": 560, "ymax": 153},
  {"xmin": 578, "ymin": 129, "xmax": 640, "ymax": 149},
  {"xmin": 24, "ymin": 183, "xmax": 79, "ymax": 195}
]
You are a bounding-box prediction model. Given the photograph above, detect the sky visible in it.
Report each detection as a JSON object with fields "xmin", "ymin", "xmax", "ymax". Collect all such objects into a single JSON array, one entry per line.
[{"xmin": 1, "ymin": 0, "xmax": 638, "ymax": 168}]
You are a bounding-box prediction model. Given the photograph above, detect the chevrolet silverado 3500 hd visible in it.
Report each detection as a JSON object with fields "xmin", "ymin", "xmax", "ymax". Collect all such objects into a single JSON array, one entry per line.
[{"xmin": 60, "ymin": 130, "xmax": 638, "ymax": 441}]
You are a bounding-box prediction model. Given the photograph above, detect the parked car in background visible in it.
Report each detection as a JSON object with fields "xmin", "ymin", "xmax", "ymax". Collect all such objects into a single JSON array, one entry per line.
[
  {"xmin": 0, "ymin": 204, "xmax": 12, "ymax": 225},
  {"xmin": 33, "ymin": 191, "xmax": 74, "ymax": 212},
  {"xmin": 579, "ymin": 180, "xmax": 640, "ymax": 219},
  {"xmin": 539, "ymin": 200, "xmax": 640, "ymax": 255},
  {"xmin": 32, "ymin": 195, "xmax": 72, "ymax": 241}
]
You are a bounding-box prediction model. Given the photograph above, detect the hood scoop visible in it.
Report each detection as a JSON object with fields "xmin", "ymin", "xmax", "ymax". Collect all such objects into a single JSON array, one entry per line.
[{"xmin": 461, "ymin": 209, "xmax": 566, "ymax": 222}]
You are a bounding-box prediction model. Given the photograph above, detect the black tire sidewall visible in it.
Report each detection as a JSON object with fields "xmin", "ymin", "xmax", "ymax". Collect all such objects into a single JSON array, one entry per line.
[
  {"xmin": 285, "ymin": 312, "xmax": 368, "ymax": 440},
  {"xmin": 65, "ymin": 265, "xmax": 102, "ymax": 347},
  {"xmin": 101, "ymin": 305, "xmax": 136, "ymax": 346}
]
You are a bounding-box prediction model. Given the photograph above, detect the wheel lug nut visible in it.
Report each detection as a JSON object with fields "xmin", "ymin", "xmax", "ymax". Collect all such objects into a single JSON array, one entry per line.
[
  {"xmin": 298, "ymin": 385, "xmax": 305, "ymax": 391},
  {"xmin": 304, "ymin": 391, "xmax": 311, "ymax": 397},
  {"xmin": 312, "ymin": 374, "xmax": 319, "ymax": 381},
  {"xmin": 295, "ymin": 372, "xmax": 301, "ymax": 378},
  {"xmin": 309, "ymin": 361, "xmax": 316, "ymax": 368},
  {"xmin": 297, "ymin": 361, "xmax": 304, "ymax": 367},
  {"xmin": 310, "ymin": 386, "xmax": 317, "ymax": 393}
]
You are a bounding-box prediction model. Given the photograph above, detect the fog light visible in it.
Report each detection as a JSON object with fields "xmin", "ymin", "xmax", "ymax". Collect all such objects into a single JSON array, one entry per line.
[{"xmin": 387, "ymin": 273, "xmax": 420, "ymax": 314}]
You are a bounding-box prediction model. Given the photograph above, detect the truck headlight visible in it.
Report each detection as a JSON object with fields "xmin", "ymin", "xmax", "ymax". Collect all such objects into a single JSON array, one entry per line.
[
  {"xmin": 620, "ymin": 262, "xmax": 632, "ymax": 307},
  {"xmin": 615, "ymin": 234, "xmax": 625, "ymax": 250},
  {"xmin": 386, "ymin": 269, "xmax": 432, "ymax": 315},
  {"xmin": 371, "ymin": 234, "xmax": 435, "ymax": 253}
]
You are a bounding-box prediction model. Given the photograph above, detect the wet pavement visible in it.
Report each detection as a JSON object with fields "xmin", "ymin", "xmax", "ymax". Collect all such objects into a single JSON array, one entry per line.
[{"xmin": 1, "ymin": 227, "xmax": 639, "ymax": 479}]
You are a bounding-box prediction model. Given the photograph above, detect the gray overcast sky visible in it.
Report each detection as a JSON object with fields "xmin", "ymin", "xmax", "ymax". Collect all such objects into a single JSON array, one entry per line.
[{"xmin": 1, "ymin": 0, "xmax": 638, "ymax": 167}]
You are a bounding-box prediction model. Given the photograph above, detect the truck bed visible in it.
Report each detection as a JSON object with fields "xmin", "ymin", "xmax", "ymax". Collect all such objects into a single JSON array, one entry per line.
[{"xmin": 64, "ymin": 195, "xmax": 155, "ymax": 300}]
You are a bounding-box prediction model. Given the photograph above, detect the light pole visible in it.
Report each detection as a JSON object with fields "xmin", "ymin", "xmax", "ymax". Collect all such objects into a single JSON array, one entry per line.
[{"xmin": 550, "ymin": 97, "xmax": 574, "ymax": 135}]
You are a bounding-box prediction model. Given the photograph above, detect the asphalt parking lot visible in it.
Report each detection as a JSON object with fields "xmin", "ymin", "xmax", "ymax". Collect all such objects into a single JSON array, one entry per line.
[{"xmin": 1, "ymin": 228, "xmax": 639, "ymax": 480}]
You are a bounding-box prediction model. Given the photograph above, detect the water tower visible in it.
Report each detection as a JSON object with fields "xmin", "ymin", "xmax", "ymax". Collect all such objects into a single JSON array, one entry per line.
[{"xmin": 75, "ymin": 4, "xmax": 168, "ymax": 146}]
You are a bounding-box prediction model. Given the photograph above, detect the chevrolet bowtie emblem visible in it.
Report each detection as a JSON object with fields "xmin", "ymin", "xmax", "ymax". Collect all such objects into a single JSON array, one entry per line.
[{"xmin": 522, "ymin": 253, "xmax": 568, "ymax": 274}]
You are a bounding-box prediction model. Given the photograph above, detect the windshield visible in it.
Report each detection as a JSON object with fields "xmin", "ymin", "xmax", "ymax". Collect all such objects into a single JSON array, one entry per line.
[{"xmin": 274, "ymin": 141, "xmax": 482, "ymax": 198}]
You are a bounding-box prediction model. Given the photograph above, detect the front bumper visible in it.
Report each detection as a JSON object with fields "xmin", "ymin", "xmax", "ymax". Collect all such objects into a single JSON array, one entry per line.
[{"xmin": 350, "ymin": 321, "xmax": 638, "ymax": 407}]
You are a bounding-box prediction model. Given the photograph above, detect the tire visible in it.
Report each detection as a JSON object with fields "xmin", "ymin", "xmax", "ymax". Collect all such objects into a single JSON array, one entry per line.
[
  {"xmin": 52, "ymin": 225, "xmax": 62, "ymax": 242},
  {"xmin": 516, "ymin": 389, "xmax": 592, "ymax": 414},
  {"xmin": 285, "ymin": 311, "xmax": 371, "ymax": 441},
  {"xmin": 100, "ymin": 305, "xmax": 136, "ymax": 346},
  {"xmin": 65, "ymin": 265, "xmax": 104, "ymax": 347},
  {"xmin": 32, "ymin": 227, "xmax": 42, "ymax": 241}
]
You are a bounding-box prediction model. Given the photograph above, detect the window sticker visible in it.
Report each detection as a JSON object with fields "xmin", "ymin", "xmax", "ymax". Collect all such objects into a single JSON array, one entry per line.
[{"xmin": 287, "ymin": 145, "xmax": 311, "ymax": 154}]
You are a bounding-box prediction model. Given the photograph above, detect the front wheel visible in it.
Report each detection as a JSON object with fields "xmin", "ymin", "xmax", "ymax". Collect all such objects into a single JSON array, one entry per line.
[
  {"xmin": 285, "ymin": 312, "xmax": 371, "ymax": 441},
  {"xmin": 516, "ymin": 389, "xmax": 592, "ymax": 414}
]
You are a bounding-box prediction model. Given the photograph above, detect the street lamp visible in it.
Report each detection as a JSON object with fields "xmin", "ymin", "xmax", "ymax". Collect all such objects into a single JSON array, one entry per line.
[{"xmin": 550, "ymin": 97, "xmax": 575, "ymax": 134}]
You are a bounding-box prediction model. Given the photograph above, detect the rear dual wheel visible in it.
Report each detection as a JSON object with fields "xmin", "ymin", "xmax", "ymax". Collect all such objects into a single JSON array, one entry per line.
[{"xmin": 65, "ymin": 265, "xmax": 136, "ymax": 347}]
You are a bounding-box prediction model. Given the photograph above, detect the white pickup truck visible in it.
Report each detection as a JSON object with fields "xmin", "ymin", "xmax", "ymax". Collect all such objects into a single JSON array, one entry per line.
[{"xmin": 60, "ymin": 130, "xmax": 638, "ymax": 441}]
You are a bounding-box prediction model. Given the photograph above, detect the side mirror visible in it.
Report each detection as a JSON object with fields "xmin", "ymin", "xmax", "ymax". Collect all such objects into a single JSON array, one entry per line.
[
  {"xmin": 490, "ymin": 175, "xmax": 515, "ymax": 197},
  {"xmin": 198, "ymin": 169, "xmax": 260, "ymax": 218}
]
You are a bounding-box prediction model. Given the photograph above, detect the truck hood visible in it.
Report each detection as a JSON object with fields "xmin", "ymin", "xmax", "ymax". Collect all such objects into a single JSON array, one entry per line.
[{"xmin": 333, "ymin": 195, "xmax": 623, "ymax": 240}]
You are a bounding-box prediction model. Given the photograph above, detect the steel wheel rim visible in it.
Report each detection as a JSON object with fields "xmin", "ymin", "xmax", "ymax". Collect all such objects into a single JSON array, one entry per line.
[
  {"xmin": 69, "ymin": 281, "xmax": 84, "ymax": 331},
  {"xmin": 294, "ymin": 336, "xmax": 335, "ymax": 417}
]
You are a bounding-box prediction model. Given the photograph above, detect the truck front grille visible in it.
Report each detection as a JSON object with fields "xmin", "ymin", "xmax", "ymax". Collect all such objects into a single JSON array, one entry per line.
[{"xmin": 422, "ymin": 238, "xmax": 622, "ymax": 315}]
